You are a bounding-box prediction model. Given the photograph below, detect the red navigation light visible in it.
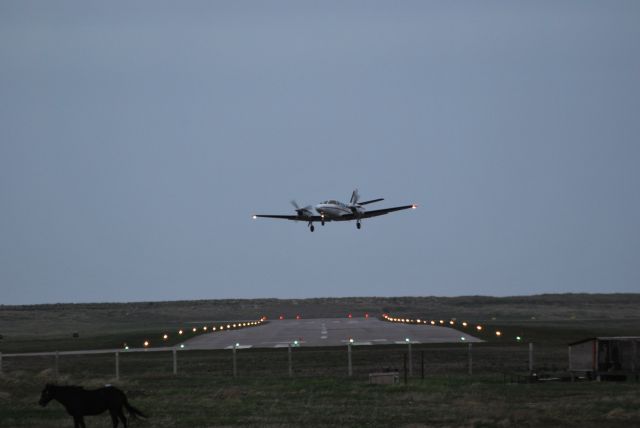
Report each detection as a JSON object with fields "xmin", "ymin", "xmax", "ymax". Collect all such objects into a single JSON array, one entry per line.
[
  {"xmin": 296, "ymin": 314, "xmax": 301, "ymax": 320},
  {"xmin": 279, "ymin": 315, "xmax": 284, "ymax": 320},
  {"xmin": 348, "ymin": 313, "xmax": 352, "ymax": 318},
  {"xmin": 365, "ymin": 313, "xmax": 369, "ymax": 319}
]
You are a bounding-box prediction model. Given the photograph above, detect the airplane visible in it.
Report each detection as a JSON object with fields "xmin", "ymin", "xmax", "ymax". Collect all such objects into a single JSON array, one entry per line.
[{"xmin": 253, "ymin": 189, "xmax": 417, "ymax": 232}]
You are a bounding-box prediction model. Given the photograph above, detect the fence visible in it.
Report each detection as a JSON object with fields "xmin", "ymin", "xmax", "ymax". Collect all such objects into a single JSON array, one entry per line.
[{"xmin": 1, "ymin": 341, "xmax": 555, "ymax": 381}]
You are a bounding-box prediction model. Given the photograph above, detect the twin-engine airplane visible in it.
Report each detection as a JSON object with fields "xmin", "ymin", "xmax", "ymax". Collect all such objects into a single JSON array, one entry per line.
[{"xmin": 253, "ymin": 189, "xmax": 417, "ymax": 232}]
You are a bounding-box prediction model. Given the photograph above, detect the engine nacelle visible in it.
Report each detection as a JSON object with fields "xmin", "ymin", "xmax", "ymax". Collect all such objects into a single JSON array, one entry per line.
[{"xmin": 350, "ymin": 205, "xmax": 366, "ymax": 216}]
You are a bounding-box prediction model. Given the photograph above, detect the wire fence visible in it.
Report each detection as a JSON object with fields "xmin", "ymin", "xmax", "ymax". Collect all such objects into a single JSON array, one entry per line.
[{"xmin": 1, "ymin": 342, "xmax": 567, "ymax": 381}]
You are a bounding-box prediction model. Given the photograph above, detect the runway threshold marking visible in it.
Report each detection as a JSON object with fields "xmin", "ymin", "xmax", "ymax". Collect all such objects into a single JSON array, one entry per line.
[
  {"xmin": 273, "ymin": 341, "xmax": 307, "ymax": 348},
  {"xmin": 340, "ymin": 340, "xmax": 373, "ymax": 345}
]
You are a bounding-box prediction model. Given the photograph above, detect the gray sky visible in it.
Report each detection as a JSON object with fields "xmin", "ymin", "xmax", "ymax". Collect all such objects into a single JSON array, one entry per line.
[{"xmin": 1, "ymin": 1, "xmax": 639, "ymax": 304}]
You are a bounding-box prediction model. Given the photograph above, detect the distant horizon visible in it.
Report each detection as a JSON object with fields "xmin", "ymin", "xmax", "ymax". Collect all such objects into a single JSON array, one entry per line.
[{"xmin": 3, "ymin": 291, "xmax": 639, "ymax": 308}]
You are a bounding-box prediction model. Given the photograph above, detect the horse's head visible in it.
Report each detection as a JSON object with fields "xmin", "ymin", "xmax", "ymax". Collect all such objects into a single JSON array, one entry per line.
[{"xmin": 39, "ymin": 384, "xmax": 55, "ymax": 407}]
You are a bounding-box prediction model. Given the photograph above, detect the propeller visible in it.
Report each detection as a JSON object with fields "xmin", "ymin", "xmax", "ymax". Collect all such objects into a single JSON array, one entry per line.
[{"xmin": 291, "ymin": 200, "xmax": 313, "ymax": 217}]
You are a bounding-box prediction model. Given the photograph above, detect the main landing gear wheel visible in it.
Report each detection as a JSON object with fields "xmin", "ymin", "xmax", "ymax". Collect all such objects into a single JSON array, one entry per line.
[
  {"xmin": 310, "ymin": 225, "xmax": 315, "ymax": 232},
  {"xmin": 356, "ymin": 222, "xmax": 361, "ymax": 230}
]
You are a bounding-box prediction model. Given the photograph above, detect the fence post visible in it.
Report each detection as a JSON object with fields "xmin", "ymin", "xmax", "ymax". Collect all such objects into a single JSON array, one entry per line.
[
  {"xmin": 232, "ymin": 344, "xmax": 238, "ymax": 378},
  {"xmin": 407, "ymin": 341, "xmax": 413, "ymax": 377},
  {"xmin": 421, "ymin": 351, "xmax": 425, "ymax": 380},
  {"xmin": 173, "ymin": 349, "xmax": 177, "ymax": 375},
  {"xmin": 347, "ymin": 343, "xmax": 353, "ymax": 377},
  {"xmin": 115, "ymin": 351, "xmax": 120, "ymax": 380},
  {"xmin": 403, "ymin": 353, "xmax": 408, "ymax": 385},
  {"xmin": 54, "ymin": 351, "xmax": 59, "ymax": 378},
  {"xmin": 529, "ymin": 342, "xmax": 534, "ymax": 374},
  {"xmin": 468, "ymin": 343, "xmax": 473, "ymax": 375},
  {"xmin": 288, "ymin": 344, "xmax": 293, "ymax": 377}
]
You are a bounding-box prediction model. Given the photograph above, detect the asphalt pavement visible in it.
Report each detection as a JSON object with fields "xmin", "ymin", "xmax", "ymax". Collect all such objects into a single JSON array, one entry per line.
[{"xmin": 180, "ymin": 317, "xmax": 482, "ymax": 349}]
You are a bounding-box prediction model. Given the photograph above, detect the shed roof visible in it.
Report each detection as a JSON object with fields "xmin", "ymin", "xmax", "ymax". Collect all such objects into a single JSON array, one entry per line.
[{"xmin": 569, "ymin": 336, "xmax": 640, "ymax": 346}]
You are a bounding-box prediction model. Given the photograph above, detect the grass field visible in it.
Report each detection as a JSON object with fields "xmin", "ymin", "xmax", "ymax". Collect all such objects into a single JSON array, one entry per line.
[{"xmin": 1, "ymin": 294, "xmax": 639, "ymax": 427}]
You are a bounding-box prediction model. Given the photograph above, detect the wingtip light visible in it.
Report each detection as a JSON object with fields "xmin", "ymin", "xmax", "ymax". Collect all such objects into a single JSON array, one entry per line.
[{"xmin": 412, "ymin": 204, "xmax": 418, "ymax": 209}]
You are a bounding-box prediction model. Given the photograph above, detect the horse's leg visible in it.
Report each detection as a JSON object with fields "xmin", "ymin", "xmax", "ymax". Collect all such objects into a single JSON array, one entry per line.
[
  {"xmin": 109, "ymin": 409, "xmax": 120, "ymax": 427},
  {"xmin": 118, "ymin": 408, "xmax": 128, "ymax": 428},
  {"xmin": 73, "ymin": 415, "xmax": 86, "ymax": 428}
]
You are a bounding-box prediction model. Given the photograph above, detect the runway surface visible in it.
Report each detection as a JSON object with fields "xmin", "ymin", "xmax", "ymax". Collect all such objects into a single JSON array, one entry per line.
[{"xmin": 181, "ymin": 317, "xmax": 482, "ymax": 349}]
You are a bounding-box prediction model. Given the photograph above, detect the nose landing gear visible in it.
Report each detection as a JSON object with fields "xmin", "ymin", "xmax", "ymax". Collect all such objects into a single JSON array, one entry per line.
[
  {"xmin": 308, "ymin": 222, "xmax": 315, "ymax": 232},
  {"xmin": 356, "ymin": 221, "xmax": 361, "ymax": 230}
]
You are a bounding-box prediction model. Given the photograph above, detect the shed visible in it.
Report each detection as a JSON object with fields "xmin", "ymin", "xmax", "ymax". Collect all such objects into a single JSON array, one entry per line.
[{"xmin": 569, "ymin": 337, "xmax": 639, "ymax": 380}]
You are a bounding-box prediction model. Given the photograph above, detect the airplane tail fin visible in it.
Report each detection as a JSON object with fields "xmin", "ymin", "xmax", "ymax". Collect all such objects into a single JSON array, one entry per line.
[{"xmin": 350, "ymin": 189, "xmax": 360, "ymax": 205}]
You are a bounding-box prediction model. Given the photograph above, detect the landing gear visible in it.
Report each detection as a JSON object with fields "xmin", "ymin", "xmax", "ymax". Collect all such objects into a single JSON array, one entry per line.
[
  {"xmin": 308, "ymin": 222, "xmax": 315, "ymax": 232},
  {"xmin": 356, "ymin": 221, "xmax": 361, "ymax": 230}
]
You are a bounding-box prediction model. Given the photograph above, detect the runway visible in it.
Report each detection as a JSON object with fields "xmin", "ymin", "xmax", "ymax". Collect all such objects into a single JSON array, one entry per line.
[{"xmin": 180, "ymin": 317, "xmax": 482, "ymax": 349}]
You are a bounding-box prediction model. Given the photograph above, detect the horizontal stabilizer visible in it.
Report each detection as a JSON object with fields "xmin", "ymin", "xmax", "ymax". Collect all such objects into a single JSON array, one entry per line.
[{"xmin": 358, "ymin": 198, "xmax": 384, "ymax": 205}]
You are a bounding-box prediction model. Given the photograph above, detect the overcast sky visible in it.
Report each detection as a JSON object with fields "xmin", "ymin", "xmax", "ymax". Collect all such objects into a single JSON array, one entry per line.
[{"xmin": 1, "ymin": 1, "xmax": 639, "ymax": 304}]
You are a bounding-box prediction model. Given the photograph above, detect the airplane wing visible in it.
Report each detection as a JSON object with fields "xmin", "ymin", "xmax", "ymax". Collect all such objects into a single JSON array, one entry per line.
[
  {"xmin": 253, "ymin": 214, "xmax": 325, "ymax": 222},
  {"xmin": 360, "ymin": 204, "xmax": 416, "ymax": 219}
]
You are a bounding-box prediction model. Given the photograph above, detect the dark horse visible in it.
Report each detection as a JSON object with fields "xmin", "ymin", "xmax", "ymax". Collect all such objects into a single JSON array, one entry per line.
[{"xmin": 39, "ymin": 384, "xmax": 146, "ymax": 428}]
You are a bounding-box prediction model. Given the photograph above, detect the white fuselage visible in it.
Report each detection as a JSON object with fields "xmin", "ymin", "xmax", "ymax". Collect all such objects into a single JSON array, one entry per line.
[{"xmin": 314, "ymin": 200, "xmax": 364, "ymax": 220}]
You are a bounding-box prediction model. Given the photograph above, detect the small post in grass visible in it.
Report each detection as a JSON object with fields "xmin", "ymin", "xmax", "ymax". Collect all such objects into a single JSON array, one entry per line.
[
  {"xmin": 173, "ymin": 348, "xmax": 178, "ymax": 375},
  {"xmin": 421, "ymin": 351, "xmax": 425, "ymax": 380},
  {"xmin": 288, "ymin": 343, "xmax": 293, "ymax": 377},
  {"xmin": 406, "ymin": 338, "xmax": 413, "ymax": 377},
  {"xmin": 54, "ymin": 351, "xmax": 59, "ymax": 378},
  {"xmin": 468, "ymin": 342, "xmax": 473, "ymax": 376},
  {"xmin": 0, "ymin": 352, "xmax": 3, "ymax": 374},
  {"xmin": 232, "ymin": 343, "xmax": 238, "ymax": 378},
  {"xmin": 529, "ymin": 342, "xmax": 534, "ymax": 374},
  {"xmin": 347, "ymin": 341, "xmax": 353, "ymax": 377},
  {"xmin": 403, "ymin": 353, "xmax": 408, "ymax": 385},
  {"xmin": 632, "ymin": 340, "xmax": 637, "ymax": 379},
  {"xmin": 115, "ymin": 351, "xmax": 120, "ymax": 380}
]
